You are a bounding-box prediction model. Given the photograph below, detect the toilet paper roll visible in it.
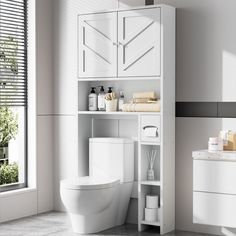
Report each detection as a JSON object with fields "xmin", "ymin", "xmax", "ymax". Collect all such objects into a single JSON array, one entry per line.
[
  {"xmin": 145, "ymin": 208, "xmax": 158, "ymax": 222},
  {"xmin": 146, "ymin": 195, "xmax": 159, "ymax": 208}
]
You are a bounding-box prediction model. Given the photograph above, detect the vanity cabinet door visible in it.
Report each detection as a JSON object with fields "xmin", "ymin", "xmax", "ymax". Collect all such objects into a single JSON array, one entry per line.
[
  {"xmin": 118, "ymin": 8, "xmax": 161, "ymax": 77},
  {"xmin": 193, "ymin": 160, "xmax": 236, "ymax": 194},
  {"xmin": 78, "ymin": 12, "xmax": 117, "ymax": 78}
]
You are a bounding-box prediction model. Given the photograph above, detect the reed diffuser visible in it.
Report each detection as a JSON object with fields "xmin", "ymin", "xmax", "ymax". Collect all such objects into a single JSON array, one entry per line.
[{"xmin": 147, "ymin": 149, "xmax": 157, "ymax": 181}]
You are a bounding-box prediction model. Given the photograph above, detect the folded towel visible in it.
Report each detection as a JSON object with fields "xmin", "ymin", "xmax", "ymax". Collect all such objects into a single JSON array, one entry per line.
[
  {"xmin": 122, "ymin": 102, "xmax": 160, "ymax": 112},
  {"xmin": 133, "ymin": 91, "xmax": 156, "ymax": 99},
  {"xmin": 132, "ymin": 98, "xmax": 157, "ymax": 103}
]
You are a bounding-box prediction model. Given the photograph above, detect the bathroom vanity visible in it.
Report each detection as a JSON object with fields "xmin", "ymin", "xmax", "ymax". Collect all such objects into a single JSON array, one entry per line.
[
  {"xmin": 77, "ymin": 4, "xmax": 175, "ymax": 234},
  {"xmin": 193, "ymin": 150, "xmax": 236, "ymax": 228}
]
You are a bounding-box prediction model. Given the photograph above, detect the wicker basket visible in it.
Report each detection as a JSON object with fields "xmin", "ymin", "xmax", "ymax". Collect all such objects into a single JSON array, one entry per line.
[{"xmin": 105, "ymin": 99, "xmax": 117, "ymax": 112}]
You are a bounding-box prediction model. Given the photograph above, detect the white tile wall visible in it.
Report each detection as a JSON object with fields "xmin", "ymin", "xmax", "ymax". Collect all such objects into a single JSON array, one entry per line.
[
  {"xmin": 53, "ymin": 115, "xmax": 78, "ymax": 210},
  {"xmin": 36, "ymin": 0, "xmax": 54, "ymax": 115},
  {"xmin": 37, "ymin": 116, "xmax": 54, "ymax": 213},
  {"xmin": 118, "ymin": 0, "xmax": 145, "ymax": 8},
  {"xmin": 0, "ymin": 190, "xmax": 37, "ymax": 223}
]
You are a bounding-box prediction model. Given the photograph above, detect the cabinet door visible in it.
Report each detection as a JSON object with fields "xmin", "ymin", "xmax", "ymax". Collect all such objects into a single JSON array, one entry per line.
[
  {"xmin": 78, "ymin": 12, "xmax": 117, "ymax": 78},
  {"xmin": 118, "ymin": 8, "xmax": 161, "ymax": 77}
]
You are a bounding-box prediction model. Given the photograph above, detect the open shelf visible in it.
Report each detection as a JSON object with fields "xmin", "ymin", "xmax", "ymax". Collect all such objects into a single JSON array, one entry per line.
[
  {"xmin": 139, "ymin": 185, "xmax": 161, "ymax": 229},
  {"xmin": 140, "ymin": 145, "xmax": 160, "ymax": 182},
  {"xmin": 78, "ymin": 76, "xmax": 162, "ymax": 82},
  {"xmin": 141, "ymin": 220, "xmax": 160, "ymax": 226},
  {"xmin": 140, "ymin": 142, "xmax": 161, "ymax": 146},
  {"xmin": 78, "ymin": 111, "xmax": 161, "ymax": 116},
  {"xmin": 140, "ymin": 180, "xmax": 161, "ymax": 186}
]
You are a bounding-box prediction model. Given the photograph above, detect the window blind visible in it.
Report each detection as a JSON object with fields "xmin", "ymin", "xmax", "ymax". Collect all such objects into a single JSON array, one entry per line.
[{"xmin": 0, "ymin": 0, "xmax": 27, "ymax": 106}]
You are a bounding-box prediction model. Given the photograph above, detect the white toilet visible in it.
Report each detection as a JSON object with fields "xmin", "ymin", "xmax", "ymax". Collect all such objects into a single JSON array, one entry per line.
[{"xmin": 60, "ymin": 138, "xmax": 134, "ymax": 234}]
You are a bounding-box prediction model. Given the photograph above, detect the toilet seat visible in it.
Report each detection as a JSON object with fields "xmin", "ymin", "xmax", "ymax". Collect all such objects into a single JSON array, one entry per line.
[{"xmin": 61, "ymin": 176, "xmax": 120, "ymax": 190}]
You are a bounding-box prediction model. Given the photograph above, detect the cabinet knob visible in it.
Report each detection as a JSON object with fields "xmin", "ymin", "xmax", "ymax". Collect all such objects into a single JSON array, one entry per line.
[{"xmin": 112, "ymin": 42, "xmax": 118, "ymax": 46}]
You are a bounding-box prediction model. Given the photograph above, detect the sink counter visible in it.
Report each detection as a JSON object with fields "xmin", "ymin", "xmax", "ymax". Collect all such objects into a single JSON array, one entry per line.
[{"xmin": 193, "ymin": 150, "xmax": 236, "ymax": 162}]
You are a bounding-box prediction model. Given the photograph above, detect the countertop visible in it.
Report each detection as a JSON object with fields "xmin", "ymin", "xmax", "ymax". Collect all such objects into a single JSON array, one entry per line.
[{"xmin": 193, "ymin": 150, "xmax": 236, "ymax": 161}]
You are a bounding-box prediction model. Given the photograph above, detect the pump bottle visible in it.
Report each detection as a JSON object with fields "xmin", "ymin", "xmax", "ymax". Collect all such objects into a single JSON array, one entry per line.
[
  {"xmin": 88, "ymin": 87, "xmax": 97, "ymax": 111},
  {"xmin": 98, "ymin": 86, "xmax": 106, "ymax": 111}
]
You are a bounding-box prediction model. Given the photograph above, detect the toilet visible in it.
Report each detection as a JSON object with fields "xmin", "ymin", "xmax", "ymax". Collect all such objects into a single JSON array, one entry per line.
[{"xmin": 60, "ymin": 138, "xmax": 134, "ymax": 234}]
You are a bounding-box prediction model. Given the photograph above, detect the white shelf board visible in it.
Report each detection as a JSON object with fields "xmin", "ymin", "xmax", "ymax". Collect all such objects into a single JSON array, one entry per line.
[
  {"xmin": 78, "ymin": 76, "xmax": 161, "ymax": 82},
  {"xmin": 78, "ymin": 111, "xmax": 161, "ymax": 116},
  {"xmin": 140, "ymin": 142, "xmax": 161, "ymax": 146},
  {"xmin": 141, "ymin": 220, "xmax": 160, "ymax": 226},
  {"xmin": 140, "ymin": 180, "xmax": 161, "ymax": 186}
]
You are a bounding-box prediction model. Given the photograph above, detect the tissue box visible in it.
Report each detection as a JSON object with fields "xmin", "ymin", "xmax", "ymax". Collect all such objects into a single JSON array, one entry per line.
[{"xmin": 224, "ymin": 132, "xmax": 236, "ymax": 151}]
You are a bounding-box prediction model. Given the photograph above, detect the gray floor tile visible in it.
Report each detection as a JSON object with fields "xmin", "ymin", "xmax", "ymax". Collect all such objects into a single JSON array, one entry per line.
[{"xmin": 0, "ymin": 212, "xmax": 210, "ymax": 236}]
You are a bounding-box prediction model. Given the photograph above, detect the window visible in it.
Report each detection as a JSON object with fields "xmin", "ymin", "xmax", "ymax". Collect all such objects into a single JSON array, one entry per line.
[{"xmin": 0, "ymin": 0, "xmax": 28, "ymax": 191}]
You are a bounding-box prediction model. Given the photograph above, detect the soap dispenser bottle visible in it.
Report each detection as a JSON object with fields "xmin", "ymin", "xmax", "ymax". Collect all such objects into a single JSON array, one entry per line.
[
  {"xmin": 88, "ymin": 87, "xmax": 97, "ymax": 111},
  {"xmin": 118, "ymin": 91, "xmax": 125, "ymax": 111},
  {"xmin": 98, "ymin": 86, "xmax": 106, "ymax": 111},
  {"xmin": 108, "ymin": 87, "xmax": 113, "ymax": 93}
]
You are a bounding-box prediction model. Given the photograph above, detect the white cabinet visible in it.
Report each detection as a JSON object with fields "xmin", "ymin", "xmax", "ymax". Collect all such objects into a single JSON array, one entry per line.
[
  {"xmin": 193, "ymin": 155, "xmax": 236, "ymax": 228},
  {"xmin": 118, "ymin": 8, "xmax": 161, "ymax": 77},
  {"xmin": 78, "ymin": 8, "xmax": 161, "ymax": 78},
  {"xmin": 78, "ymin": 5, "xmax": 175, "ymax": 235},
  {"xmin": 78, "ymin": 12, "xmax": 117, "ymax": 77}
]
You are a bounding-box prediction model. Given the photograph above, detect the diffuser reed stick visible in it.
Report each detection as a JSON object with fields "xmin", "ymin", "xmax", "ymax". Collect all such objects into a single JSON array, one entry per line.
[{"xmin": 147, "ymin": 149, "xmax": 157, "ymax": 181}]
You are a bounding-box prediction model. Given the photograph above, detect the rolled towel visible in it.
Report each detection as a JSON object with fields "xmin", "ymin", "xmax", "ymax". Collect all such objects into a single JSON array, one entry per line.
[
  {"xmin": 122, "ymin": 102, "xmax": 160, "ymax": 112},
  {"xmin": 133, "ymin": 91, "xmax": 156, "ymax": 99}
]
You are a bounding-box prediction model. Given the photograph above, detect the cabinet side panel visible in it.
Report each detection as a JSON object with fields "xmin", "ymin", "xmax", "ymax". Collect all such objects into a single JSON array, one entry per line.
[{"xmin": 161, "ymin": 6, "xmax": 176, "ymax": 234}]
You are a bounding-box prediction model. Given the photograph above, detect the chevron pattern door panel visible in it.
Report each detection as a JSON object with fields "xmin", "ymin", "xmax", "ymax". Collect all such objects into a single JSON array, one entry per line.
[
  {"xmin": 118, "ymin": 8, "xmax": 161, "ymax": 77},
  {"xmin": 78, "ymin": 12, "xmax": 117, "ymax": 77}
]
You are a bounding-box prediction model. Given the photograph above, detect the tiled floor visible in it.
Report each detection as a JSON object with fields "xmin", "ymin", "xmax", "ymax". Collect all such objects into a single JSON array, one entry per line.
[{"xmin": 0, "ymin": 212, "xmax": 208, "ymax": 236}]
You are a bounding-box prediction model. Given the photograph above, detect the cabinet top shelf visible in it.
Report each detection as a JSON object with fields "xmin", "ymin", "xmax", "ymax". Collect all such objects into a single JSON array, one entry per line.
[
  {"xmin": 78, "ymin": 77, "xmax": 161, "ymax": 82},
  {"xmin": 78, "ymin": 4, "xmax": 174, "ymax": 16},
  {"xmin": 78, "ymin": 111, "xmax": 161, "ymax": 116}
]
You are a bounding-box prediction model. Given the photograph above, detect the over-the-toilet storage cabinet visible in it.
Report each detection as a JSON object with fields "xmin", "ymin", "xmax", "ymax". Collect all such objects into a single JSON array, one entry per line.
[{"xmin": 77, "ymin": 5, "xmax": 175, "ymax": 234}]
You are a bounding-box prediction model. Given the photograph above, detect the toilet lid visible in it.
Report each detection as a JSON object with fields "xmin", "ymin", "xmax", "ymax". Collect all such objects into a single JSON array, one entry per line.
[{"xmin": 60, "ymin": 176, "xmax": 120, "ymax": 190}]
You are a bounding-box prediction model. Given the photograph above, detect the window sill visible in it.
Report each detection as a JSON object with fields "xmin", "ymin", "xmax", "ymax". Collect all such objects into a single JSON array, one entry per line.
[{"xmin": 0, "ymin": 187, "xmax": 37, "ymax": 198}]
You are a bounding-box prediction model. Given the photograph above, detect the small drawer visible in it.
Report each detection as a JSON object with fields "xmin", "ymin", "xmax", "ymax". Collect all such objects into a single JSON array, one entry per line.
[{"xmin": 140, "ymin": 115, "xmax": 161, "ymax": 143}]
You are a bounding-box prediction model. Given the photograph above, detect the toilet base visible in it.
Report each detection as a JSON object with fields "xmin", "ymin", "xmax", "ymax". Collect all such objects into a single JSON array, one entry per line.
[
  {"xmin": 69, "ymin": 182, "xmax": 133, "ymax": 234},
  {"xmin": 70, "ymin": 205, "xmax": 117, "ymax": 234}
]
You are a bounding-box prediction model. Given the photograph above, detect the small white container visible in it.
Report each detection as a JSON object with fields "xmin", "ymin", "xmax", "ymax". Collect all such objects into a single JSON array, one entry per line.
[
  {"xmin": 145, "ymin": 208, "xmax": 158, "ymax": 222},
  {"xmin": 105, "ymin": 99, "xmax": 117, "ymax": 112},
  {"xmin": 146, "ymin": 194, "xmax": 158, "ymax": 208},
  {"xmin": 208, "ymin": 137, "xmax": 223, "ymax": 151}
]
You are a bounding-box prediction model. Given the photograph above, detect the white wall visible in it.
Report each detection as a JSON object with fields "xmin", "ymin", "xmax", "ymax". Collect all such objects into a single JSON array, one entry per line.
[
  {"xmin": 36, "ymin": 0, "xmax": 54, "ymax": 214},
  {"xmin": 52, "ymin": 0, "xmax": 236, "ymax": 234},
  {"xmin": 158, "ymin": 0, "xmax": 236, "ymax": 234}
]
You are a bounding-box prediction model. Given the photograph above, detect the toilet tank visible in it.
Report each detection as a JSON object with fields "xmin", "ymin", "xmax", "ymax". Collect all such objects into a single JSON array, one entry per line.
[{"xmin": 89, "ymin": 138, "xmax": 134, "ymax": 183}]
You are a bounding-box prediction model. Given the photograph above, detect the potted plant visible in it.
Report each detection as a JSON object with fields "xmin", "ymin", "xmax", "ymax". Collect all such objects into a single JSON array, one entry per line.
[
  {"xmin": 0, "ymin": 36, "xmax": 19, "ymax": 161},
  {"xmin": 0, "ymin": 107, "xmax": 18, "ymax": 160}
]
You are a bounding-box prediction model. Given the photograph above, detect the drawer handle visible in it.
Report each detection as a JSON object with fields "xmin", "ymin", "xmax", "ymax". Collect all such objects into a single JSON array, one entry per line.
[{"xmin": 143, "ymin": 126, "xmax": 159, "ymax": 137}]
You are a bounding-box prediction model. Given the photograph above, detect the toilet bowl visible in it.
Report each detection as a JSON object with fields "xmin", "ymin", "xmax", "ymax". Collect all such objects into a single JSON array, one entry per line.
[
  {"xmin": 60, "ymin": 176, "xmax": 122, "ymax": 234},
  {"xmin": 60, "ymin": 138, "xmax": 134, "ymax": 234}
]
